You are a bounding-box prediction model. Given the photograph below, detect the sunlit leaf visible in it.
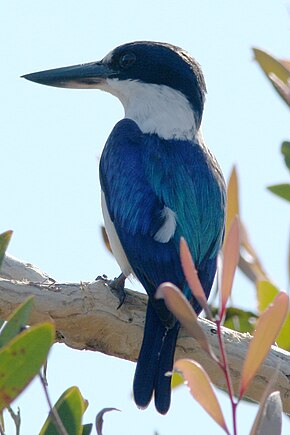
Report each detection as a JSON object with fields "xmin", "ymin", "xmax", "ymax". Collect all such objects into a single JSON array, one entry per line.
[
  {"xmin": 257, "ymin": 281, "xmax": 279, "ymax": 313},
  {"xmin": 0, "ymin": 231, "xmax": 12, "ymax": 269},
  {"xmin": 269, "ymin": 74, "xmax": 290, "ymax": 107},
  {"xmin": 239, "ymin": 292, "xmax": 289, "ymax": 399},
  {"xmin": 239, "ymin": 222, "xmax": 269, "ymax": 283},
  {"xmin": 253, "ymin": 48, "xmax": 290, "ymax": 107},
  {"xmin": 96, "ymin": 408, "xmax": 120, "ymax": 435},
  {"xmin": 180, "ymin": 238, "xmax": 212, "ymax": 319},
  {"xmin": 267, "ymin": 183, "xmax": 290, "ymax": 202},
  {"xmin": 171, "ymin": 372, "xmax": 184, "ymax": 389},
  {"xmin": 225, "ymin": 166, "xmax": 239, "ymax": 240},
  {"xmin": 281, "ymin": 60, "xmax": 290, "ymax": 70},
  {"xmin": 0, "ymin": 297, "xmax": 34, "ymax": 348},
  {"xmin": 257, "ymin": 281, "xmax": 290, "ymax": 350},
  {"xmin": 275, "ymin": 312, "xmax": 290, "ymax": 351},
  {"xmin": 40, "ymin": 386, "xmax": 88, "ymax": 435},
  {"xmin": 220, "ymin": 217, "xmax": 239, "ymax": 320},
  {"xmin": 0, "ymin": 323, "xmax": 54, "ymax": 411},
  {"xmin": 224, "ymin": 168, "xmax": 269, "ymax": 284},
  {"xmin": 288, "ymin": 233, "xmax": 290, "ymax": 284},
  {"xmin": 156, "ymin": 283, "xmax": 217, "ymax": 361},
  {"xmin": 281, "ymin": 141, "xmax": 290, "ymax": 171},
  {"xmin": 250, "ymin": 391, "xmax": 282, "ymax": 435},
  {"xmin": 174, "ymin": 359, "xmax": 229, "ymax": 434},
  {"xmin": 223, "ymin": 307, "xmax": 257, "ymax": 334}
]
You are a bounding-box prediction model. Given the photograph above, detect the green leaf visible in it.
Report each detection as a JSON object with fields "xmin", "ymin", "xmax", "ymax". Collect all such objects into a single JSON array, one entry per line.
[
  {"xmin": 288, "ymin": 234, "xmax": 290, "ymax": 285},
  {"xmin": 253, "ymin": 48, "xmax": 290, "ymax": 85},
  {"xmin": 40, "ymin": 386, "xmax": 88, "ymax": 435},
  {"xmin": 0, "ymin": 297, "xmax": 34, "ymax": 348},
  {"xmin": 267, "ymin": 183, "xmax": 290, "ymax": 202},
  {"xmin": 82, "ymin": 424, "xmax": 93, "ymax": 435},
  {"xmin": 223, "ymin": 307, "xmax": 257, "ymax": 334},
  {"xmin": 257, "ymin": 281, "xmax": 279, "ymax": 312},
  {"xmin": 281, "ymin": 141, "xmax": 290, "ymax": 171},
  {"xmin": 171, "ymin": 372, "xmax": 184, "ymax": 389},
  {"xmin": 275, "ymin": 312, "xmax": 290, "ymax": 351},
  {"xmin": 253, "ymin": 48, "xmax": 290, "ymax": 106},
  {"xmin": 0, "ymin": 231, "xmax": 12, "ymax": 269},
  {"xmin": 257, "ymin": 281, "xmax": 290, "ymax": 350},
  {"xmin": 0, "ymin": 323, "xmax": 54, "ymax": 411}
]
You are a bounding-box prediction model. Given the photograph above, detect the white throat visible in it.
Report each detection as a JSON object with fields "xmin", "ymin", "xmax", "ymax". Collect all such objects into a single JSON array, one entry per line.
[{"xmin": 101, "ymin": 78, "xmax": 197, "ymax": 140}]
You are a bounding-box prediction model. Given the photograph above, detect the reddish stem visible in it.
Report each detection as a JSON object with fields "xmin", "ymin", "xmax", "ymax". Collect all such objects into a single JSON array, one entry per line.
[{"xmin": 216, "ymin": 319, "xmax": 238, "ymax": 435}]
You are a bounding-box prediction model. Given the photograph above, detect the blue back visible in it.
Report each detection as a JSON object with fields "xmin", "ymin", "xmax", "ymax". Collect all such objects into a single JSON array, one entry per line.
[{"xmin": 100, "ymin": 118, "xmax": 226, "ymax": 323}]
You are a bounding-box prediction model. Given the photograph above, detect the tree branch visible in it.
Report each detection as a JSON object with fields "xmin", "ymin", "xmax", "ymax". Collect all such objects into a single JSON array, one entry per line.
[{"xmin": 1, "ymin": 254, "xmax": 290, "ymax": 413}]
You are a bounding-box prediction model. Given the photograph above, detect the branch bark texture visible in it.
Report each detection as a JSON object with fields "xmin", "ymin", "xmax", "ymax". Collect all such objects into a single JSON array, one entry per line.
[{"xmin": 1, "ymin": 254, "xmax": 290, "ymax": 413}]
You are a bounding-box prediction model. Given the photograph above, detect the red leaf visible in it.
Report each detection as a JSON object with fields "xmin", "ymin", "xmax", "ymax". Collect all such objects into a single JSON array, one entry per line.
[
  {"xmin": 220, "ymin": 217, "xmax": 240, "ymax": 320},
  {"xmin": 239, "ymin": 292, "xmax": 289, "ymax": 399},
  {"xmin": 175, "ymin": 359, "xmax": 229, "ymax": 434},
  {"xmin": 156, "ymin": 283, "xmax": 217, "ymax": 361},
  {"xmin": 180, "ymin": 238, "xmax": 212, "ymax": 319}
]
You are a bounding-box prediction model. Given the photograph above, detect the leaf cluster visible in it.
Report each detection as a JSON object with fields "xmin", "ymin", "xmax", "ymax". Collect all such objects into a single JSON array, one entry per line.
[
  {"xmin": 157, "ymin": 219, "xmax": 289, "ymax": 435},
  {"xmin": 253, "ymin": 49, "xmax": 290, "ymax": 203},
  {"xmin": 216, "ymin": 167, "xmax": 290, "ymax": 350},
  {"xmin": 0, "ymin": 232, "xmax": 98, "ymax": 435}
]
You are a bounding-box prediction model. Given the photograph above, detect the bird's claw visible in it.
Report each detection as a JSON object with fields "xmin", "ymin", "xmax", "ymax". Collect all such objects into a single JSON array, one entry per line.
[{"xmin": 96, "ymin": 273, "xmax": 126, "ymax": 309}]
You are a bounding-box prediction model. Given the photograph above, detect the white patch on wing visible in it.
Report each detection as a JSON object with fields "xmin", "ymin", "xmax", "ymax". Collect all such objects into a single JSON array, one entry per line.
[
  {"xmin": 154, "ymin": 206, "xmax": 177, "ymax": 243},
  {"xmin": 101, "ymin": 191, "xmax": 133, "ymax": 277},
  {"xmin": 100, "ymin": 79, "xmax": 197, "ymax": 140}
]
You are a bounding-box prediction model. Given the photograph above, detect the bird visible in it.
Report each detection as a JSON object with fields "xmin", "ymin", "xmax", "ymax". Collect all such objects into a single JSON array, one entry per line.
[{"xmin": 23, "ymin": 41, "xmax": 226, "ymax": 415}]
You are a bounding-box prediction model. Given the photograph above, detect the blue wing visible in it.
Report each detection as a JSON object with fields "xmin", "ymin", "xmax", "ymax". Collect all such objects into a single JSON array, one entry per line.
[{"xmin": 100, "ymin": 119, "xmax": 182, "ymax": 324}]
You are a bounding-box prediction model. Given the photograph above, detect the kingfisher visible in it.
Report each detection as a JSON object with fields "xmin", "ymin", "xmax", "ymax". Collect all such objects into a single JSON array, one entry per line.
[{"xmin": 23, "ymin": 41, "xmax": 226, "ymax": 414}]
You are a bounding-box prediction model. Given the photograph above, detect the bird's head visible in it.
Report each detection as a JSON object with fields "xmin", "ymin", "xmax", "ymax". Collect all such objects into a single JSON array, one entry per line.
[{"xmin": 23, "ymin": 41, "xmax": 207, "ymax": 140}]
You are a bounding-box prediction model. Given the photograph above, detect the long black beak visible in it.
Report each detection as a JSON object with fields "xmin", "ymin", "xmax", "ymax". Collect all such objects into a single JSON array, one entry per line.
[{"xmin": 22, "ymin": 61, "xmax": 115, "ymax": 89}]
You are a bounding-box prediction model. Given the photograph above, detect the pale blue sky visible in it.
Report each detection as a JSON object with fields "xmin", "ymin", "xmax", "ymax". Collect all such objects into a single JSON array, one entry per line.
[{"xmin": 1, "ymin": 1, "xmax": 289, "ymax": 434}]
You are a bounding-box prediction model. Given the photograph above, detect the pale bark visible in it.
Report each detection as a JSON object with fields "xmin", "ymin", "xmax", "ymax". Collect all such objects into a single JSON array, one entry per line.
[{"xmin": 1, "ymin": 254, "xmax": 290, "ymax": 413}]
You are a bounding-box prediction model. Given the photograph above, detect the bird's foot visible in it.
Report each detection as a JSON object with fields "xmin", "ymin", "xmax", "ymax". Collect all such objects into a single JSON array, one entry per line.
[{"xmin": 96, "ymin": 273, "xmax": 126, "ymax": 309}]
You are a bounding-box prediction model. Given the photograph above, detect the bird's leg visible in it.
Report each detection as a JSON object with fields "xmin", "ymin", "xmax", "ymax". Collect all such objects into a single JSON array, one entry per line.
[
  {"xmin": 108, "ymin": 273, "xmax": 127, "ymax": 308},
  {"xmin": 96, "ymin": 273, "xmax": 126, "ymax": 309}
]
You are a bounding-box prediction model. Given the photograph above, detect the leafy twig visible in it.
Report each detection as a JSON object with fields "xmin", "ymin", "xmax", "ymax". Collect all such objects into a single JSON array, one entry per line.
[
  {"xmin": 39, "ymin": 371, "xmax": 68, "ymax": 435},
  {"xmin": 6, "ymin": 407, "xmax": 21, "ymax": 435},
  {"xmin": 216, "ymin": 319, "xmax": 237, "ymax": 435}
]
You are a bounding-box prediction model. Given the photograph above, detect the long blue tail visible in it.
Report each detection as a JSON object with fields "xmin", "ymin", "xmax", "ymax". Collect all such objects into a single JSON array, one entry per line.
[
  {"xmin": 133, "ymin": 303, "xmax": 180, "ymax": 415},
  {"xmin": 133, "ymin": 257, "xmax": 218, "ymax": 414}
]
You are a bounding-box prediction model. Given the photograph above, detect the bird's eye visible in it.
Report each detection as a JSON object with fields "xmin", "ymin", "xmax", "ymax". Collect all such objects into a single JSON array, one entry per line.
[{"xmin": 119, "ymin": 52, "xmax": 136, "ymax": 69}]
